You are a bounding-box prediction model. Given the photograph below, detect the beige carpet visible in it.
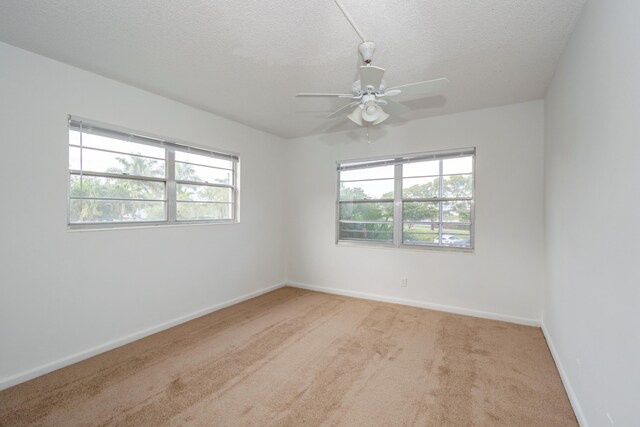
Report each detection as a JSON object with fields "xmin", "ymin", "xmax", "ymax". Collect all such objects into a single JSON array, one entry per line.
[{"xmin": 0, "ymin": 287, "xmax": 577, "ymax": 426}]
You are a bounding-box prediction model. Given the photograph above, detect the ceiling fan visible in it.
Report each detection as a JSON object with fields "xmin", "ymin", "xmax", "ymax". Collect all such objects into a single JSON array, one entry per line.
[{"xmin": 296, "ymin": 0, "xmax": 449, "ymax": 127}]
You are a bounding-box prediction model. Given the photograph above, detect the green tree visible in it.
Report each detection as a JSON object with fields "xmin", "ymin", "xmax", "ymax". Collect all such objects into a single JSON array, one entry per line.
[
  {"xmin": 339, "ymin": 185, "xmax": 392, "ymax": 241},
  {"xmin": 400, "ymin": 181, "xmax": 439, "ymax": 231},
  {"xmin": 71, "ymin": 156, "xmax": 165, "ymax": 222},
  {"xmin": 175, "ymin": 163, "xmax": 232, "ymax": 220},
  {"xmin": 175, "ymin": 162, "xmax": 199, "ymax": 181},
  {"xmin": 109, "ymin": 156, "xmax": 164, "ymax": 178},
  {"xmin": 442, "ymin": 175, "xmax": 472, "ymax": 224},
  {"xmin": 442, "ymin": 175, "xmax": 472, "ymax": 198}
]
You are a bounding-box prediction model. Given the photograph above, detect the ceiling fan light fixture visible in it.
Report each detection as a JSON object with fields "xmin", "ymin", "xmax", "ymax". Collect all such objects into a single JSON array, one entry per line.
[
  {"xmin": 361, "ymin": 101, "xmax": 381, "ymax": 122},
  {"xmin": 347, "ymin": 106, "xmax": 363, "ymax": 126},
  {"xmin": 372, "ymin": 108, "xmax": 389, "ymax": 125}
]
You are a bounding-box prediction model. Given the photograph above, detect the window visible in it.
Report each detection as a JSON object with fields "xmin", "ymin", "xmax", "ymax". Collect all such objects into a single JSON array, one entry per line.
[
  {"xmin": 68, "ymin": 116, "xmax": 238, "ymax": 228},
  {"xmin": 337, "ymin": 148, "xmax": 474, "ymax": 250}
]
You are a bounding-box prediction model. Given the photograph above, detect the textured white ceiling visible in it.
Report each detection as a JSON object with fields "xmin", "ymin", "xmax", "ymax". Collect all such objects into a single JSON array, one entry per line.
[{"xmin": 0, "ymin": 0, "xmax": 585, "ymax": 138}]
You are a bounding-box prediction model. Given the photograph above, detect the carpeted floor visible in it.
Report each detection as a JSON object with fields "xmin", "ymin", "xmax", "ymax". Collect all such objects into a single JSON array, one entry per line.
[{"xmin": 0, "ymin": 287, "xmax": 577, "ymax": 426}]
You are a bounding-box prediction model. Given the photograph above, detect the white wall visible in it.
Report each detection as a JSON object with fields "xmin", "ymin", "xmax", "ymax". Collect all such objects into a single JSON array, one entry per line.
[
  {"xmin": 0, "ymin": 42, "xmax": 287, "ymax": 388},
  {"xmin": 286, "ymin": 101, "xmax": 545, "ymax": 325},
  {"xmin": 543, "ymin": 0, "xmax": 640, "ymax": 425}
]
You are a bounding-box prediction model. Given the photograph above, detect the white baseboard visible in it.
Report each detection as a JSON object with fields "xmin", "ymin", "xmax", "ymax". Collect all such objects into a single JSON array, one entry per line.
[
  {"xmin": 287, "ymin": 282, "xmax": 540, "ymax": 327},
  {"xmin": 541, "ymin": 322, "xmax": 589, "ymax": 427},
  {"xmin": 0, "ymin": 281, "xmax": 286, "ymax": 391}
]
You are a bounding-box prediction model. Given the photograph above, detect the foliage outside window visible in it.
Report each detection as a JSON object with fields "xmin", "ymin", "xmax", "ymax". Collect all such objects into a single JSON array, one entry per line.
[
  {"xmin": 68, "ymin": 116, "xmax": 238, "ymax": 228},
  {"xmin": 337, "ymin": 148, "xmax": 474, "ymax": 249}
]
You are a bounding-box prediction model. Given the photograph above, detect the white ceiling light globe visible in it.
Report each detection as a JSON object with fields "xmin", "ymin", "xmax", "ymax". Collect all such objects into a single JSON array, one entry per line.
[{"xmin": 362, "ymin": 101, "xmax": 381, "ymax": 122}]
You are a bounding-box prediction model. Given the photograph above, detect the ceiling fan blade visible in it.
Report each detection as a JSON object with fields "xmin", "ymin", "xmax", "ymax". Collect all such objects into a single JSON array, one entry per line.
[
  {"xmin": 296, "ymin": 93, "xmax": 353, "ymax": 98},
  {"xmin": 327, "ymin": 102, "xmax": 360, "ymax": 118},
  {"xmin": 387, "ymin": 78, "xmax": 449, "ymax": 101},
  {"xmin": 347, "ymin": 106, "xmax": 363, "ymax": 126},
  {"xmin": 383, "ymin": 89, "xmax": 402, "ymax": 97},
  {"xmin": 383, "ymin": 99, "xmax": 411, "ymax": 116},
  {"xmin": 359, "ymin": 66, "xmax": 385, "ymax": 91}
]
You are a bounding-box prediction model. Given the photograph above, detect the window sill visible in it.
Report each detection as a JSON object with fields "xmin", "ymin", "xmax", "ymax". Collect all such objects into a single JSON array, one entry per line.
[
  {"xmin": 336, "ymin": 240, "xmax": 474, "ymax": 254},
  {"xmin": 66, "ymin": 220, "xmax": 239, "ymax": 233}
]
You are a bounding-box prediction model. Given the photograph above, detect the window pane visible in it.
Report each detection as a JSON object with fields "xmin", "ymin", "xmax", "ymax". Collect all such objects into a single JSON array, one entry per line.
[
  {"xmin": 403, "ymin": 177, "xmax": 439, "ymax": 199},
  {"xmin": 340, "ymin": 180, "xmax": 394, "ymax": 200},
  {"xmin": 69, "ymin": 199, "xmax": 165, "ymax": 223},
  {"xmin": 71, "ymin": 131, "xmax": 165, "ymax": 158},
  {"xmin": 443, "ymin": 174, "xmax": 473, "ymax": 198},
  {"xmin": 69, "ymin": 146, "xmax": 81, "ymax": 170},
  {"xmin": 70, "ymin": 175, "xmax": 165, "ymax": 200},
  {"xmin": 339, "ymin": 202, "xmax": 393, "ymax": 222},
  {"xmin": 443, "ymin": 156, "xmax": 473, "ymax": 175},
  {"xmin": 403, "ymin": 223, "xmax": 439, "ymax": 244},
  {"xmin": 442, "ymin": 201, "xmax": 471, "ymax": 223},
  {"xmin": 437, "ymin": 224, "xmax": 471, "ymax": 247},
  {"xmin": 176, "ymin": 162, "xmax": 231, "ymax": 184},
  {"xmin": 339, "ymin": 222, "xmax": 393, "ymax": 242},
  {"xmin": 340, "ymin": 165, "xmax": 394, "ymax": 181},
  {"xmin": 69, "ymin": 129, "xmax": 81, "ymax": 146},
  {"xmin": 177, "ymin": 184, "xmax": 232, "ymax": 202},
  {"xmin": 175, "ymin": 151, "xmax": 233, "ymax": 170},
  {"xmin": 403, "ymin": 160, "xmax": 439, "ymax": 177},
  {"xmin": 177, "ymin": 202, "xmax": 232, "ymax": 221},
  {"xmin": 403, "ymin": 202, "xmax": 439, "ymax": 222},
  {"xmin": 80, "ymin": 148, "xmax": 166, "ymax": 178}
]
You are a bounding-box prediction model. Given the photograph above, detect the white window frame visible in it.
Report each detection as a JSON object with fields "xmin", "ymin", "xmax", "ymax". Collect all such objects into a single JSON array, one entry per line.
[
  {"xmin": 68, "ymin": 116, "xmax": 239, "ymax": 229},
  {"xmin": 336, "ymin": 147, "xmax": 475, "ymax": 252}
]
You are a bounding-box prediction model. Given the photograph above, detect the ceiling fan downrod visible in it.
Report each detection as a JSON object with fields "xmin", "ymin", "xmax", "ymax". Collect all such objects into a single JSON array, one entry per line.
[
  {"xmin": 334, "ymin": 0, "xmax": 366, "ymax": 43},
  {"xmin": 334, "ymin": 0, "xmax": 377, "ymax": 65}
]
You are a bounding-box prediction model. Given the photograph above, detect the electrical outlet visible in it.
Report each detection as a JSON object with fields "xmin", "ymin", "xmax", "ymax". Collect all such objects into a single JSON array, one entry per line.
[{"xmin": 401, "ymin": 277, "xmax": 408, "ymax": 287}]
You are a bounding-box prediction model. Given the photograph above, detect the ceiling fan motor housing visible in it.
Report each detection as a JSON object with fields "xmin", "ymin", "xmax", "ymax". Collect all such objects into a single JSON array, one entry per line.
[{"xmin": 352, "ymin": 79, "xmax": 386, "ymax": 96}]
